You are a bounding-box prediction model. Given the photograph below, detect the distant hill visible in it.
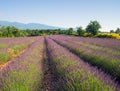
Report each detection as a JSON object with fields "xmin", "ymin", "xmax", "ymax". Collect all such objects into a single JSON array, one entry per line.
[{"xmin": 0, "ymin": 21, "xmax": 64, "ymax": 30}]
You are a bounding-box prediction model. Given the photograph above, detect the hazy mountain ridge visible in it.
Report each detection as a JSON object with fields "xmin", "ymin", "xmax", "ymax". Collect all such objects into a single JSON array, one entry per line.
[{"xmin": 0, "ymin": 21, "xmax": 63, "ymax": 30}]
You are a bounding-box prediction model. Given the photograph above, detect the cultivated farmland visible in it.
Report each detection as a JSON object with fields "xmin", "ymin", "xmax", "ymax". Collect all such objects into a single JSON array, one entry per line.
[{"xmin": 0, "ymin": 35, "xmax": 120, "ymax": 91}]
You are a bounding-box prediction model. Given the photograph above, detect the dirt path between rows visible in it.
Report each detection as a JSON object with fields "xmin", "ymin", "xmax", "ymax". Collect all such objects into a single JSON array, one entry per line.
[{"xmin": 42, "ymin": 38, "xmax": 60, "ymax": 91}]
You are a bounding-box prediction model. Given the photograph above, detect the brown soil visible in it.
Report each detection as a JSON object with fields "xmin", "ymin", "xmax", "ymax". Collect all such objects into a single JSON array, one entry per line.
[{"xmin": 42, "ymin": 40, "xmax": 53, "ymax": 91}]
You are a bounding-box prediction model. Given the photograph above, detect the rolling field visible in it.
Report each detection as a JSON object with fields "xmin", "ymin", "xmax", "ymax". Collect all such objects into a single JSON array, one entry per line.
[{"xmin": 0, "ymin": 35, "xmax": 120, "ymax": 91}]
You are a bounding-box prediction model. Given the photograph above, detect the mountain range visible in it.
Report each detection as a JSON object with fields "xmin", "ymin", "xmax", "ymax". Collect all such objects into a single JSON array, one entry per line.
[{"xmin": 0, "ymin": 21, "xmax": 64, "ymax": 30}]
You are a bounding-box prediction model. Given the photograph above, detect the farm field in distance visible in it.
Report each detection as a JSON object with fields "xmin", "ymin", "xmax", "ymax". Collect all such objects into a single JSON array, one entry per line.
[{"xmin": 0, "ymin": 35, "xmax": 120, "ymax": 91}]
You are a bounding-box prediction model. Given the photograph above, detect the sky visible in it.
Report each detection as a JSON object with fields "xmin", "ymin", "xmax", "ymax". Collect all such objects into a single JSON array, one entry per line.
[{"xmin": 0, "ymin": 0, "xmax": 120, "ymax": 31}]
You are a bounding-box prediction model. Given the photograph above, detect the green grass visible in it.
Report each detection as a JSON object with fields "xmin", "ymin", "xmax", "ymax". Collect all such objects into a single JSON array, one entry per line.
[
  {"xmin": 0, "ymin": 42, "xmax": 33, "ymax": 65},
  {"xmin": 0, "ymin": 52, "xmax": 11, "ymax": 64},
  {"xmin": 0, "ymin": 44, "xmax": 8, "ymax": 48}
]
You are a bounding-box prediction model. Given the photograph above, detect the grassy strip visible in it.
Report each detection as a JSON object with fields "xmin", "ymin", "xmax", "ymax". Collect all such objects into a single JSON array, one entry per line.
[
  {"xmin": 0, "ymin": 38, "xmax": 44, "ymax": 91},
  {"xmin": 0, "ymin": 41, "xmax": 34, "ymax": 65},
  {"xmin": 46, "ymin": 37, "xmax": 118, "ymax": 91},
  {"xmin": 0, "ymin": 52, "xmax": 11, "ymax": 64},
  {"xmin": 0, "ymin": 44, "xmax": 8, "ymax": 49},
  {"xmin": 51, "ymin": 37, "xmax": 120, "ymax": 82}
]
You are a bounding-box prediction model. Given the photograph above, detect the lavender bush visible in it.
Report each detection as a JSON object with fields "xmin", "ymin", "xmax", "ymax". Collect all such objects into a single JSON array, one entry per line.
[
  {"xmin": 0, "ymin": 37, "xmax": 44, "ymax": 91},
  {"xmin": 0, "ymin": 37, "xmax": 35, "ymax": 66},
  {"xmin": 0, "ymin": 36, "xmax": 120, "ymax": 91},
  {"xmin": 45, "ymin": 37, "xmax": 119, "ymax": 91},
  {"xmin": 50, "ymin": 35, "xmax": 120, "ymax": 83}
]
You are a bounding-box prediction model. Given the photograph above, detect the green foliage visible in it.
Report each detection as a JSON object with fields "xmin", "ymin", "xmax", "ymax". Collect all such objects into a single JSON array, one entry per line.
[
  {"xmin": 0, "ymin": 20, "xmax": 103, "ymax": 37},
  {"xmin": 77, "ymin": 26, "xmax": 85, "ymax": 36},
  {"xmin": 0, "ymin": 42, "xmax": 32, "ymax": 64},
  {"xmin": 110, "ymin": 30, "xmax": 114, "ymax": 33},
  {"xmin": 0, "ymin": 26, "xmax": 28, "ymax": 37},
  {"xmin": 96, "ymin": 33, "xmax": 120, "ymax": 39},
  {"xmin": 86, "ymin": 21, "xmax": 101, "ymax": 35},
  {"xmin": 0, "ymin": 44, "xmax": 7, "ymax": 48},
  {"xmin": 0, "ymin": 25, "xmax": 74, "ymax": 37},
  {"xmin": 115, "ymin": 28, "xmax": 120, "ymax": 34},
  {"xmin": 67, "ymin": 28, "xmax": 74, "ymax": 35},
  {"xmin": 0, "ymin": 52, "xmax": 11, "ymax": 64}
]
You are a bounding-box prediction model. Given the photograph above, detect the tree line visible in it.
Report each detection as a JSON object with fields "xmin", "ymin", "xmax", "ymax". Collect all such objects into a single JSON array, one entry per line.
[{"xmin": 0, "ymin": 20, "xmax": 120, "ymax": 38}]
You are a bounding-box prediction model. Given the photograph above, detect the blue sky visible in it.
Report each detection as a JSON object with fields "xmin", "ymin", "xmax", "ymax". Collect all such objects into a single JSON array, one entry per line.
[{"xmin": 0, "ymin": 0, "xmax": 120, "ymax": 31}]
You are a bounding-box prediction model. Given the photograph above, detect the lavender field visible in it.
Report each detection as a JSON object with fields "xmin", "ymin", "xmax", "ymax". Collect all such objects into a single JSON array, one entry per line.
[{"xmin": 0, "ymin": 35, "xmax": 120, "ymax": 91}]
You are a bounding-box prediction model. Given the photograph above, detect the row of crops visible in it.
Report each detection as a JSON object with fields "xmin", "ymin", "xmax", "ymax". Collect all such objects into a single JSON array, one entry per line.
[
  {"xmin": 0, "ymin": 37, "xmax": 35, "ymax": 68},
  {"xmin": 50, "ymin": 35, "xmax": 120, "ymax": 81},
  {"xmin": 0, "ymin": 36, "xmax": 120, "ymax": 91},
  {"xmin": 0, "ymin": 37, "xmax": 44, "ymax": 91}
]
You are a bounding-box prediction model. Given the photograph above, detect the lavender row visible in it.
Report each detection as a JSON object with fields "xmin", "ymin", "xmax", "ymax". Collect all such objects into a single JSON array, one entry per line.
[
  {"xmin": 50, "ymin": 35, "xmax": 120, "ymax": 83},
  {"xmin": 50, "ymin": 35, "xmax": 120, "ymax": 59},
  {"xmin": 0, "ymin": 37, "xmax": 35, "ymax": 55},
  {"xmin": 46, "ymin": 37, "xmax": 119, "ymax": 91},
  {"xmin": 0, "ymin": 37, "xmax": 44, "ymax": 91},
  {"xmin": 0, "ymin": 37, "xmax": 35, "ymax": 66},
  {"xmin": 52, "ymin": 35, "xmax": 120, "ymax": 59},
  {"xmin": 0, "ymin": 37, "xmax": 35, "ymax": 49},
  {"xmin": 66, "ymin": 37, "xmax": 120, "ymax": 59},
  {"xmin": 65, "ymin": 35, "xmax": 120, "ymax": 50}
]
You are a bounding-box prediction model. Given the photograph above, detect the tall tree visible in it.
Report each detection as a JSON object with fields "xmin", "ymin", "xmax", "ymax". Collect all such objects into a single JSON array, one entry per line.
[
  {"xmin": 86, "ymin": 21, "xmax": 101, "ymax": 35},
  {"xmin": 77, "ymin": 26, "xmax": 85, "ymax": 36},
  {"xmin": 115, "ymin": 28, "xmax": 120, "ymax": 34},
  {"xmin": 110, "ymin": 30, "xmax": 114, "ymax": 33},
  {"xmin": 68, "ymin": 28, "xmax": 74, "ymax": 35}
]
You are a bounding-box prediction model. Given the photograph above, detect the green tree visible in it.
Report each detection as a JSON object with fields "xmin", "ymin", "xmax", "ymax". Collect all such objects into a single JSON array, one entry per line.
[
  {"xmin": 115, "ymin": 28, "xmax": 120, "ymax": 34},
  {"xmin": 110, "ymin": 30, "xmax": 114, "ymax": 33},
  {"xmin": 77, "ymin": 26, "xmax": 85, "ymax": 36},
  {"xmin": 68, "ymin": 28, "xmax": 74, "ymax": 35},
  {"xmin": 0, "ymin": 31, "xmax": 2, "ymax": 37},
  {"xmin": 86, "ymin": 21, "xmax": 101, "ymax": 35}
]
